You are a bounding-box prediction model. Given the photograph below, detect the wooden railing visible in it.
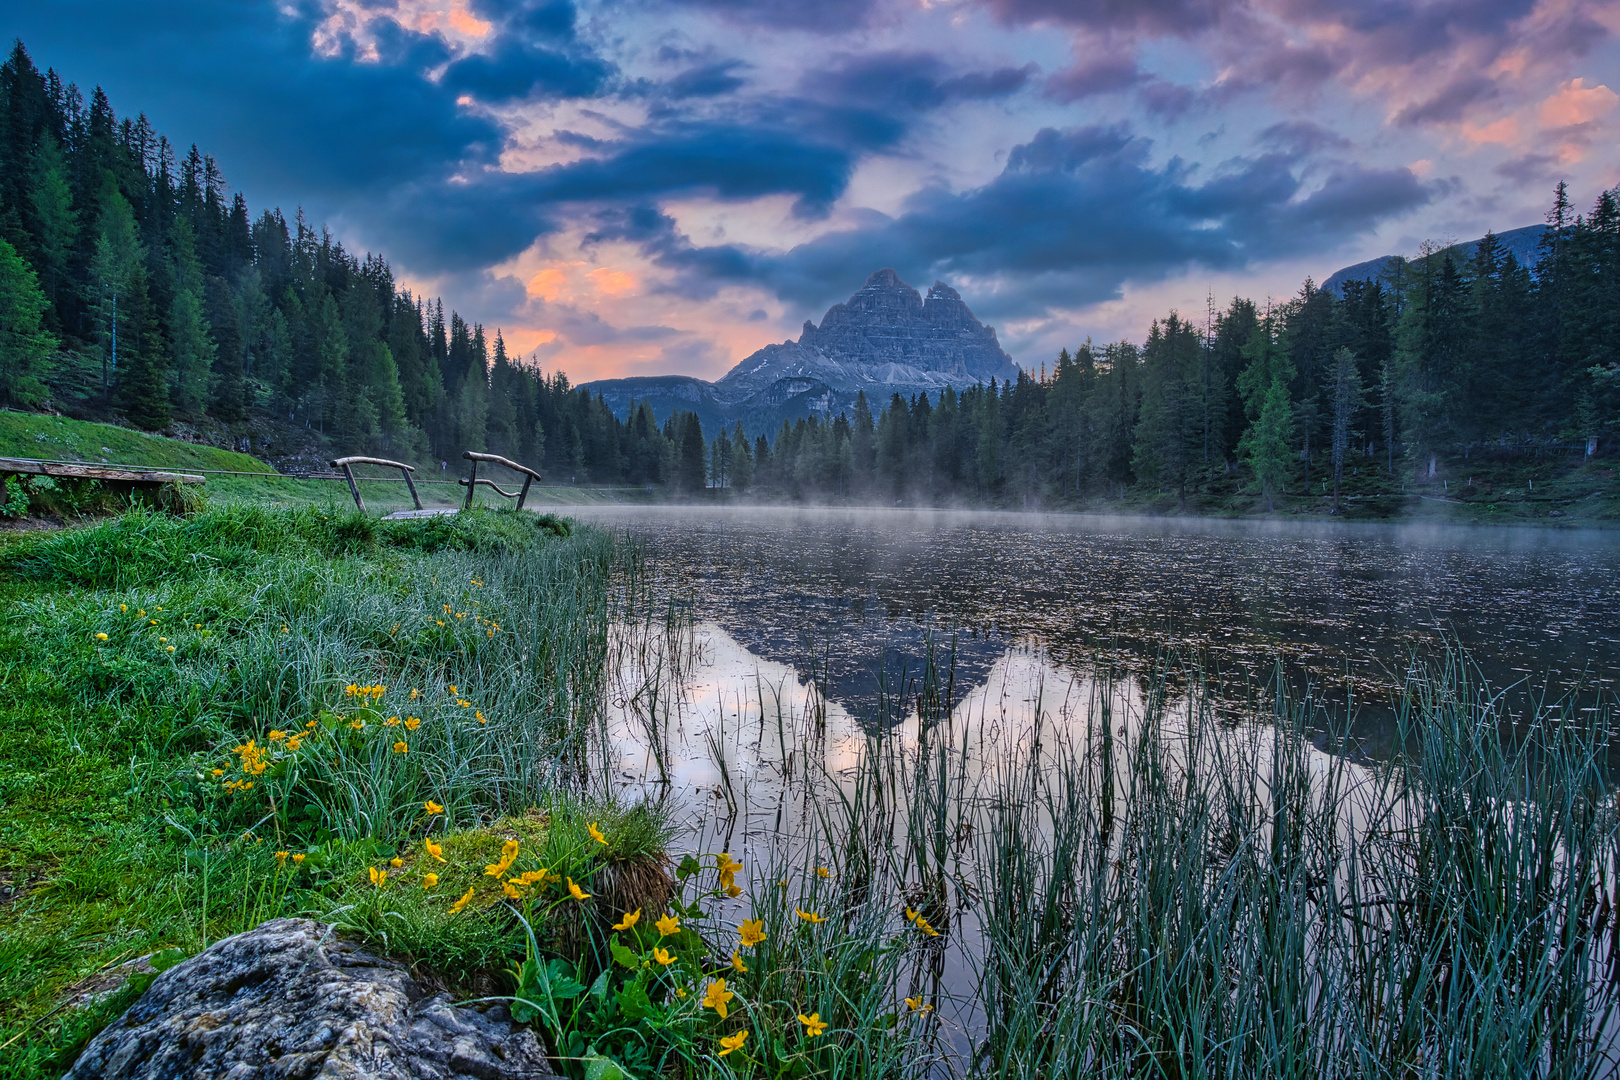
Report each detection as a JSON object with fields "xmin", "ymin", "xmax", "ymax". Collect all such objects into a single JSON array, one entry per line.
[
  {"xmin": 329, "ymin": 456, "xmax": 421, "ymax": 513},
  {"xmin": 460, "ymin": 451, "xmax": 543, "ymax": 510}
]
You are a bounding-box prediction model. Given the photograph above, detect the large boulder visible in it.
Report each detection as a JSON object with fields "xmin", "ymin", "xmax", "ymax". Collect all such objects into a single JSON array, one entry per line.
[{"xmin": 66, "ymin": 918, "xmax": 558, "ymax": 1080}]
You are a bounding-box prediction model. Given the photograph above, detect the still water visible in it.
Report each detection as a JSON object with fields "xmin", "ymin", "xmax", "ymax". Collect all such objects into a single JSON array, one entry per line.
[
  {"xmin": 561, "ymin": 505, "xmax": 1620, "ymax": 716},
  {"xmin": 542, "ymin": 505, "xmax": 1620, "ymax": 1055}
]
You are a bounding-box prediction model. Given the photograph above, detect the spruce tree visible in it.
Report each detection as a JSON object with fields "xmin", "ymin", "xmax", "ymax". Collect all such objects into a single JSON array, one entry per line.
[{"xmin": 0, "ymin": 235, "xmax": 56, "ymax": 406}]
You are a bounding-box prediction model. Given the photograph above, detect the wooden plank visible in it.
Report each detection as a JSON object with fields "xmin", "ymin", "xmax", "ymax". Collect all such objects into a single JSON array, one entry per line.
[{"xmin": 0, "ymin": 457, "xmax": 205, "ymax": 485}]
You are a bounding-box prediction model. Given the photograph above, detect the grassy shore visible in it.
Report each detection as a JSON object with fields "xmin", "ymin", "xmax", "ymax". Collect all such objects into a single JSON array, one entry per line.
[{"xmin": 3, "ymin": 499, "xmax": 1618, "ymax": 1079}]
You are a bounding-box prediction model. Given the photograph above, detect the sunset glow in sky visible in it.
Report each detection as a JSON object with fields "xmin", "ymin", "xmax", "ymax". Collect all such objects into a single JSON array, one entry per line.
[{"xmin": 14, "ymin": 0, "xmax": 1620, "ymax": 381}]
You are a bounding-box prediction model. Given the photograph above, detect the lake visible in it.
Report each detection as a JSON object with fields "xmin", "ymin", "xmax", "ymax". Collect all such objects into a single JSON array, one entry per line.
[{"xmin": 543, "ymin": 505, "xmax": 1620, "ymax": 1060}]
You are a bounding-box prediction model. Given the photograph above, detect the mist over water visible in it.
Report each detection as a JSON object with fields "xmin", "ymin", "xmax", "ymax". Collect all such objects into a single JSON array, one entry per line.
[{"xmin": 552, "ymin": 505, "xmax": 1620, "ymax": 729}]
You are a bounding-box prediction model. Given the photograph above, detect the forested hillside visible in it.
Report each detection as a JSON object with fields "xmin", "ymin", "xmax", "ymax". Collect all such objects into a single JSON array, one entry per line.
[
  {"xmin": 753, "ymin": 203, "xmax": 1619, "ymax": 511},
  {"xmin": 0, "ymin": 42, "xmax": 621, "ymax": 477},
  {"xmin": 0, "ymin": 40, "xmax": 1614, "ymax": 514}
]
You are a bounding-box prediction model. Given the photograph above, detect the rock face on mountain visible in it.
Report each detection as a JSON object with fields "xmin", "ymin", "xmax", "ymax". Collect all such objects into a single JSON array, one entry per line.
[
  {"xmin": 583, "ymin": 269, "xmax": 1019, "ymax": 435},
  {"xmin": 1322, "ymin": 223, "xmax": 1546, "ymax": 296}
]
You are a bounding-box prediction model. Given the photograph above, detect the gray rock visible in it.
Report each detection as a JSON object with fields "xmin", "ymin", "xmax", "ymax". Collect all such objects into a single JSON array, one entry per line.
[{"xmin": 66, "ymin": 918, "xmax": 558, "ymax": 1080}]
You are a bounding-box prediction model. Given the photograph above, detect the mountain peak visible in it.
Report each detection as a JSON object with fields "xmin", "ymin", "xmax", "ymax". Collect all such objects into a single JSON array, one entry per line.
[
  {"xmin": 863, "ymin": 267, "xmax": 906, "ymax": 290},
  {"xmin": 584, "ymin": 269, "xmax": 1020, "ymax": 436}
]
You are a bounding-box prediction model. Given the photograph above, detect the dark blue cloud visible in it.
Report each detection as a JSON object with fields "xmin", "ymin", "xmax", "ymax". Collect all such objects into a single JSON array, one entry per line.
[
  {"xmin": 441, "ymin": 37, "xmax": 612, "ymax": 101},
  {"xmin": 1392, "ymin": 75, "xmax": 1498, "ymax": 126},
  {"xmin": 526, "ymin": 123, "xmax": 856, "ymax": 215},
  {"xmin": 442, "ymin": 0, "xmax": 612, "ymax": 101},
  {"xmin": 593, "ymin": 123, "xmax": 1432, "ymax": 318},
  {"xmin": 665, "ymin": 61, "xmax": 749, "ymax": 99},
  {"xmin": 6, "ymin": 0, "xmax": 499, "ymax": 204},
  {"xmin": 1044, "ymin": 56, "xmax": 1143, "ymax": 101},
  {"xmin": 981, "ymin": 0, "xmax": 1233, "ymax": 35},
  {"xmin": 1256, "ymin": 119, "xmax": 1352, "ymax": 155},
  {"xmin": 805, "ymin": 51, "xmax": 1036, "ymax": 113},
  {"xmin": 651, "ymin": 0, "xmax": 876, "ymax": 32}
]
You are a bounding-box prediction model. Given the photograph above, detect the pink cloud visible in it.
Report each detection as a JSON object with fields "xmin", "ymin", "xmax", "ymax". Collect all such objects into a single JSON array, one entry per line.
[
  {"xmin": 1462, "ymin": 116, "xmax": 1520, "ymax": 144},
  {"xmin": 1538, "ymin": 77, "xmax": 1618, "ymax": 127}
]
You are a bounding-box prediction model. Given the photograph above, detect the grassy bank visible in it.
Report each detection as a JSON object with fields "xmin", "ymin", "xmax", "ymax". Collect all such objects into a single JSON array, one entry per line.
[
  {"xmin": 0, "ymin": 505, "xmax": 914, "ymax": 1080},
  {"xmin": 0, "ymin": 505, "xmax": 623, "ymax": 1074},
  {"xmin": 4, "ymin": 502, "xmax": 1617, "ymax": 1079}
]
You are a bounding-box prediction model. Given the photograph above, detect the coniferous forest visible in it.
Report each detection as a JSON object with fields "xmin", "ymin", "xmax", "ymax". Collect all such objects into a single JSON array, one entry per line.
[{"xmin": 0, "ymin": 41, "xmax": 1615, "ymax": 513}]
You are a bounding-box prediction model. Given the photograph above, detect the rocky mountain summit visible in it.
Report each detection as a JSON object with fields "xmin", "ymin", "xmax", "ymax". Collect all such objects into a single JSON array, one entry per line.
[{"xmin": 583, "ymin": 269, "xmax": 1020, "ymax": 434}]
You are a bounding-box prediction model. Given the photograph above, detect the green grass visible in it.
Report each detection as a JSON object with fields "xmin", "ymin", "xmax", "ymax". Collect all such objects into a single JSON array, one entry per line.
[
  {"xmin": 0, "ymin": 503, "xmax": 637, "ymax": 1076},
  {"xmin": 0, "ymin": 411, "xmax": 275, "ymax": 474},
  {"xmin": 5, "ymin": 496, "xmax": 1615, "ymax": 1080}
]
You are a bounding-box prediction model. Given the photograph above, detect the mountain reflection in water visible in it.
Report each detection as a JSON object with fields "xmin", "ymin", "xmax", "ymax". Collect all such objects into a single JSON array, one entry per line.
[{"xmin": 556, "ymin": 505, "xmax": 1620, "ymax": 732}]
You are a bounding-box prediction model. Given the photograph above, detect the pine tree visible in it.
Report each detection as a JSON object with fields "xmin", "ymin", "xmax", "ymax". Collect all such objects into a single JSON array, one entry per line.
[
  {"xmin": 1239, "ymin": 376, "xmax": 1293, "ymax": 511},
  {"xmin": 0, "ymin": 235, "xmax": 56, "ymax": 406},
  {"xmin": 1328, "ymin": 347, "xmax": 1364, "ymax": 512},
  {"xmin": 114, "ymin": 263, "xmax": 169, "ymax": 429}
]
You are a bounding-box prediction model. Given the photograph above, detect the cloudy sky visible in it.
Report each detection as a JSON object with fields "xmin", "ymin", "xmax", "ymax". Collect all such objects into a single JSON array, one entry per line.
[{"xmin": 10, "ymin": 0, "xmax": 1620, "ymax": 381}]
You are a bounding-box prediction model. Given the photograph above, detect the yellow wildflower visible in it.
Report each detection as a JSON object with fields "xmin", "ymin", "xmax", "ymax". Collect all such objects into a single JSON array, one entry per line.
[
  {"xmin": 567, "ymin": 877, "xmax": 591, "ymax": 901},
  {"xmin": 423, "ymin": 873, "xmax": 439, "ymax": 888},
  {"xmin": 285, "ymin": 735, "xmax": 302, "ymax": 751},
  {"xmin": 138, "ymin": 609, "xmax": 145, "ymax": 616},
  {"xmin": 476, "ymin": 711, "xmax": 486, "ymax": 724},
  {"xmin": 739, "ymin": 918, "xmax": 766, "ymax": 947},
  {"xmin": 404, "ymin": 717, "xmax": 421, "ymax": 731},
  {"xmin": 425, "ymin": 838, "xmax": 446, "ymax": 863},
  {"xmin": 350, "ymin": 719, "xmax": 365, "ymax": 730},
  {"xmin": 292, "ymin": 853, "xmax": 306, "ymax": 864},
  {"xmin": 675, "ymin": 987, "xmax": 687, "ymax": 997},
  {"xmin": 392, "ymin": 741, "xmax": 408, "ymax": 754},
  {"xmin": 652, "ymin": 947, "xmax": 675, "ymax": 966},
  {"xmin": 588, "ymin": 822, "xmax": 607, "ymax": 845},
  {"xmin": 816, "ymin": 866, "xmax": 831, "ymax": 879},
  {"xmin": 724, "ymin": 884, "xmax": 742, "ymax": 898},
  {"xmin": 166, "ymin": 645, "xmax": 175, "ymax": 652},
  {"xmin": 425, "ymin": 800, "xmax": 444, "ymax": 814},
  {"xmin": 159, "ymin": 637, "xmax": 168, "ymax": 643},
  {"xmin": 503, "ymin": 880, "xmax": 526, "ymax": 899},
  {"xmin": 268, "ymin": 730, "xmax": 287, "ymax": 742},
  {"xmin": 799, "ymin": 1013, "xmax": 827, "ymax": 1037},
  {"xmin": 150, "ymin": 619, "xmax": 157, "ymax": 625},
  {"xmin": 656, "ymin": 913, "xmax": 680, "ymax": 937},
  {"xmin": 282, "ymin": 625, "xmax": 289, "ymax": 634},
  {"xmin": 369, "ymin": 867, "xmax": 388, "ymax": 888},
  {"xmin": 450, "ymin": 885, "xmax": 475, "ymax": 913},
  {"xmin": 904, "ymin": 907, "xmax": 920, "ymax": 924},
  {"xmin": 613, "ymin": 909, "xmax": 641, "ymax": 931},
  {"xmin": 274, "ymin": 851, "xmax": 289, "ymax": 866},
  {"xmin": 796, "ymin": 909, "xmax": 826, "ymax": 924},
  {"xmin": 211, "ymin": 768, "xmax": 224, "ymax": 777},
  {"xmin": 701, "ymin": 978, "xmax": 734, "ymax": 1019},
  {"xmin": 410, "ymin": 688, "xmax": 420, "ymax": 700},
  {"xmin": 717, "ymin": 1031, "xmax": 747, "ymax": 1057},
  {"xmin": 384, "ymin": 716, "xmax": 401, "ymax": 726},
  {"xmin": 730, "ymin": 949, "xmax": 747, "ymax": 974},
  {"xmin": 915, "ymin": 917, "xmax": 940, "ymax": 937},
  {"xmin": 120, "ymin": 604, "xmax": 127, "ymax": 612},
  {"xmin": 389, "ymin": 857, "xmax": 403, "ymax": 868},
  {"xmin": 95, "ymin": 632, "xmax": 108, "ymax": 642},
  {"xmin": 306, "ymin": 720, "xmax": 317, "ymax": 729},
  {"xmin": 485, "ymin": 840, "xmax": 520, "ymax": 878},
  {"xmin": 449, "ymin": 684, "xmax": 458, "ymax": 694}
]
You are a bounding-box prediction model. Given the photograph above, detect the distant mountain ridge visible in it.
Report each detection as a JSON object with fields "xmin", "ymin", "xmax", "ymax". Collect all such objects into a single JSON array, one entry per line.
[
  {"xmin": 1321, "ymin": 224, "xmax": 1547, "ymax": 295},
  {"xmin": 581, "ymin": 269, "xmax": 1019, "ymax": 435}
]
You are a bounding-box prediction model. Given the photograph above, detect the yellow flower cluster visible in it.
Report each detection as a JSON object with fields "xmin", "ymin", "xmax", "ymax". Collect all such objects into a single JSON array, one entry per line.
[
  {"xmin": 344, "ymin": 683, "xmax": 386, "ymax": 703},
  {"xmin": 903, "ymin": 905, "xmax": 941, "ymax": 937}
]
